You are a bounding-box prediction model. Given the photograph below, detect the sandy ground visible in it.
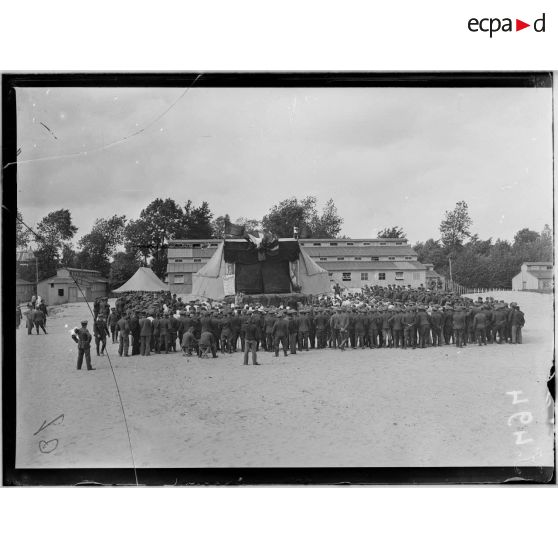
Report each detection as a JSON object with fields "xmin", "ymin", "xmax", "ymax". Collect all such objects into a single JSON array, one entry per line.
[{"xmin": 15, "ymin": 292, "xmax": 554, "ymax": 469}]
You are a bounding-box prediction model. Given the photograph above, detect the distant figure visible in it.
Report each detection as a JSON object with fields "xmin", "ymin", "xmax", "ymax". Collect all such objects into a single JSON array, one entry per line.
[
  {"xmin": 25, "ymin": 304, "xmax": 34, "ymax": 334},
  {"xmin": 16, "ymin": 304, "xmax": 22, "ymax": 329},
  {"xmin": 33, "ymin": 307, "xmax": 48, "ymax": 335},
  {"xmin": 510, "ymin": 305, "xmax": 525, "ymax": 344},
  {"xmin": 71, "ymin": 320, "xmax": 95, "ymax": 371}
]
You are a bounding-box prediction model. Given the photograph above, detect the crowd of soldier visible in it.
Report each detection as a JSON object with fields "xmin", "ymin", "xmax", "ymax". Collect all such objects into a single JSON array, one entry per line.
[
  {"xmin": 17, "ymin": 296, "xmax": 48, "ymax": 335},
  {"xmin": 99, "ymin": 290, "xmax": 526, "ymax": 365}
]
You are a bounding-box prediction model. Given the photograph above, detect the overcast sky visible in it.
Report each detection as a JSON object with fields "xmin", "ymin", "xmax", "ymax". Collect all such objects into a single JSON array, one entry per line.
[{"xmin": 15, "ymin": 85, "xmax": 553, "ymax": 245}]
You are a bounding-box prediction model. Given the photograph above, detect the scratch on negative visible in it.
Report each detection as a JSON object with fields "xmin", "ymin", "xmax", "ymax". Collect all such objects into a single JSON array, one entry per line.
[{"xmin": 3, "ymin": 74, "xmax": 203, "ymax": 171}]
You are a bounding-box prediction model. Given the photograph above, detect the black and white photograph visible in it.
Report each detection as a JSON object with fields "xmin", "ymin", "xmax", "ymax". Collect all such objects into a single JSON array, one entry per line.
[{"xmin": 3, "ymin": 73, "xmax": 555, "ymax": 484}]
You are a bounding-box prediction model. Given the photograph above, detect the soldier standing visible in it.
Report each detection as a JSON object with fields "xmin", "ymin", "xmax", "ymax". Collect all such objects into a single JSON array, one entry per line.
[
  {"xmin": 93, "ymin": 316, "xmax": 109, "ymax": 356},
  {"xmin": 271, "ymin": 312, "xmax": 289, "ymax": 357},
  {"xmin": 116, "ymin": 313, "xmax": 131, "ymax": 357},
  {"xmin": 510, "ymin": 305, "xmax": 525, "ymax": 344},
  {"xmin": 287, "ymin": 311, "xmax": 299, "ymax": 354},
  {"xmin": 243, "ymin": 316, "xmax": 260, "ymax": 365},
  {"xmin": 264, "ymin": 310, "xmax": 276, "ymax": 352},
  {"xmin": 16, "ymin": 304, "xmax": 22, "ymax": 329},
  {"xmin": 109, "ymin": 308, "xmax": 119, "ymax": 343},
  {"xmin": 139, "ymin": 311, "xmax": 154, "ymax": 356},
  {"xmin": 72, "ymin": 320, "xmax": 95, "ymax": 370},
  {"xmin": 33, "ymin": 307, "xmax": 48, "ymax": 335}
]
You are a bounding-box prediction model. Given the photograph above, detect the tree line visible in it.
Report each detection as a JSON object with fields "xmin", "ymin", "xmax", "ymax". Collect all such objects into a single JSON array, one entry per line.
[
  {"xmin": 16, "ymin": 198, "xmax": 551, "ymax": 290},
  {"xmin": 16, "ymin": 196, "xmax": 343, "ymax": 288}
]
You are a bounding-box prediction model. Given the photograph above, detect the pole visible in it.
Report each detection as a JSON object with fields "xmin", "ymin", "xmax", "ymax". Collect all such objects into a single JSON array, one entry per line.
[{"xmin": 35, "ymin": 255, "xmax": 39, "ymax": 294}]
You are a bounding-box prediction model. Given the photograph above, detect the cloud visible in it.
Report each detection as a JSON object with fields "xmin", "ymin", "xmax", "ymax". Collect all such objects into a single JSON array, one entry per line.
[{"xmin": 16, "ymin": 85, "xmax": 553, "ymax": 244}]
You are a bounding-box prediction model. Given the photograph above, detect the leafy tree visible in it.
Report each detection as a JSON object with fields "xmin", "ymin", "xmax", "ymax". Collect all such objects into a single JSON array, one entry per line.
[
  {"xmin": 513, "ymin": 228, "xmax": 540, "ymax": 247},
  {"xmin": 262, "ymin": 196, "xmax": 343, "ymax": 238},
  {"xmin": 60, "ymin": 243, "xmax": 77, "ymax": 267},
  {"xmin": 262, "ymin": 196, "xmax": 315, "ymax": 238},
  {"xmin": 466, "ymin": 234, "xmax": 493, "ymax": 257},
  {"xmin": 76, "ymin": 215, "xmax": 127, "ymax": 276},
  {"xmin": 413, "ymin": 238, "xmax": 448, "ymax": 275},
  {"xmin": 235, "ymin": 217, "xmax": 261, "ymax": 235},
  {"xmin": 183, "ymin": 200, "xmax": 214, "ymax": 239},
  {"xmin": 35, "ymin": 209, "xmax": 78, "ymax": 280},
  {"xmin": 439, "ymin": 201, "xmax": 472, "ymax": 249},
  {"xmin": 378, "ymin": 226, "xmax": 406, "ymax": 239},
  {"xmin": 16, "ymin": 209, "xmax": 31, "ymax": 248},
  {"xmin": 309, "ymin": 199, "xmax": 343, "ymax": 238},
  {"xmin": 124, "ymin": 198, "xmax": 185, "ymax": 278},
  {"xmin": 211, "ymin": 214, "xmax": 231, "ymax": 238},
  {"xmin": 110, "ymin": 250, "xmax": 142, "ymax": 289}
]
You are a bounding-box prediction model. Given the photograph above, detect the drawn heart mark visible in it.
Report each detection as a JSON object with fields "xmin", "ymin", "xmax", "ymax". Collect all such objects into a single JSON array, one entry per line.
[{"xmin": 39, "ymin": 439, "xmax": 59, "ymax": 453}]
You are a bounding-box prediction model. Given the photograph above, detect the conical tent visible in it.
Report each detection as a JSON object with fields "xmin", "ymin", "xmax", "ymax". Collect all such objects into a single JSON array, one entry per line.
[
  {"xmin": 113, "ymin": 267, "xmax": 168, "ymax": 293},
  {"xmin": 191, "ymin": 241, "xmax": 330, "ymax": 299}
]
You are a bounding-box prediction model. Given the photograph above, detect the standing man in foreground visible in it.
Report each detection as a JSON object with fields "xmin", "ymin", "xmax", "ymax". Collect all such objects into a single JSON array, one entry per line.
[
  {"xmin": 243, "ymin": 315, "xmax": 260, "ymax": 365},
  {"xmin": 72, "ymin": 320, "xmax": 95, "ymax": 371}
]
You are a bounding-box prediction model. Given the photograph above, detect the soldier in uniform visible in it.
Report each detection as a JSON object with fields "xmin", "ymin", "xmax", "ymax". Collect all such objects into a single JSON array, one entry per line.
[
  {"xmin": 429, "ymin": 305, "xmax": 444, "ymax": 347},
  {"xmin": 452, "ymin": 305, "xmax": 466, "ymax": 348},
  {"xmin": 264, "ymin": 310, "xmax": 276, "ymax": 352},
  {"xmin": 93, "ymin": 316, "xmax": 110, "ymax": 356},
  {"xmin": 181, "ymin": 326, "xmax": 198, "ymax": 356},
  {"xmin": 353, "ymin": 309, "xmax": 367, "ymax": 349},
  {"xmin": 510, "ymin": 305, "xmax": 525, "ymax": 344},
  {"xmin": 314, "ymin": 308, "xmax": 328, "ymax": 349},
  {"xmin": 389, "ymin": 308, "xmax": 404, "ymax": 349},
  {"xmin": 402, "ymin": 305, "xmax": 415, "ymax": 349},
  {"xmin": 158, "ymin": 312, "xmax": 170, "ymax": 353},
  {"xmin": 116, "ymin": 313, "xmax": 131, "ymax": 357},
  {"xmin": 199, "ymin": 330, "xmax": 218, "ymax": 358},
  {"xmin": 72, "ymin": 320, "xmax": 95, "ymax": 370},
  {"xmin": 297, "ymin": 309, "xmax": 311, "ymax": 351},
  {"xmin": 287, "ymin": 310, "xmax": 299, "ymax": 354},
  {"xmin": 33, "ymin": 306, "xmax": 48, "ymax": 334},
  {"xmin": 129, "ymin": 309, "xmax": 141, "ymax": 355},
  {"xmin": 415, "ymin": 305, "xmax": 431, "ymax": 349},
  {"xmin": 473, "ymin": 306, "xmax": 488, "ymax": 346},
  {"xmin": 109, "ymin": 308, "xmax": 119, "ymax": 343},
  {"xmin": 16, "ymin": 304, "xmax": 22, "ymax": 329},
  {"xmin": 243, "ymin": 315, "xmax": 260, "ymax": 365},
  {"xmin": 139, "ymin": 310, "xmax": 154, "ymax": 356},
  {"xmin": 271, "ymin": 311, "xmax": 289, "ymax": 357}
]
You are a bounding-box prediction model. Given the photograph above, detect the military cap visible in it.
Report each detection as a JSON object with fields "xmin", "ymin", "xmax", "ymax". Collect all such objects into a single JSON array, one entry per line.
[{"xmin": 81, "ymin": 320, "xmax": 88, "ymax": 325}]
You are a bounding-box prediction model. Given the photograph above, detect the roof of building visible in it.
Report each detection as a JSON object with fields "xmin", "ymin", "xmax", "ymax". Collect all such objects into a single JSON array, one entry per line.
[
  {"xmin": 304, "ymin": 246, "xmax": 417, "ymax": 257},
  {"xmin": 16, "ymin": 278, "xmax": 34, "ymax": 285},
  {"xmin": 426, "ymin": 269, "xmax": 443, "ymax": 278},
  {"xmin": 300, "ymin": 238, "xmax": 407, "ymax": 243},
  {"xmin": 63, "ymin": 267, "xmax": 103, "ymax": 275},
  {"xmin": 317, "ymin": 261, "xmax": 427, "ymax": 271},
  {"xmin": 523, "ymin": 262, "xmax": 553, "ymax": 266},
  {"xmin": 39, "ymin": 276, "xmax": 108, "ymax": 285},
  {"xmin": 526, "ymin": 270, "xmax": 553, "ymax": 280}
]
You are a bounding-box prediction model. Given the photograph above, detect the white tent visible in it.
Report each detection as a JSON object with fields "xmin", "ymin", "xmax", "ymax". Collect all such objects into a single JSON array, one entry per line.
[
  {"xmin": 191, "ymin": 241, "xmax": 330, "ymax": 299},
  {"xmin": 113, "ymin": 266, "xmax": 168, "ymax": 293}
]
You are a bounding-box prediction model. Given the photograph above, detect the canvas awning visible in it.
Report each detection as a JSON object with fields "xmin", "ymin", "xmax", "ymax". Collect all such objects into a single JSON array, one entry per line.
[{"xmin": 113, "ymin": 267, "xmax": 168, "ymax": 293}]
